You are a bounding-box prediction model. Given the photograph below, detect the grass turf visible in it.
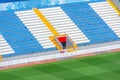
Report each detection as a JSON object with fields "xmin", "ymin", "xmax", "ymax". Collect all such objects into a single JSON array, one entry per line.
[{"xmin": 0, "ymin": 52, "xmax": 120, "ymax": 80}]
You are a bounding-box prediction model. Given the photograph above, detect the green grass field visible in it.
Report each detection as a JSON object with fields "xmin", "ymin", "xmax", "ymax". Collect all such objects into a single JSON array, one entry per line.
[{"xmin": 1, "ymin": 52, "xmax": 120, "ymax": 80}]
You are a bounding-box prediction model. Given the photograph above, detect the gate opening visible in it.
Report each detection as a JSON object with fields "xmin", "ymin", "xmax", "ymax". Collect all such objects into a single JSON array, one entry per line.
[{"xmin": 49, "ymin": 34, "xmax": 78, "ymax": 52}]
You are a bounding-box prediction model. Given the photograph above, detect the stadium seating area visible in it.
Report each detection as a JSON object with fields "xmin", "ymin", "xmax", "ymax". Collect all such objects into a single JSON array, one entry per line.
[
  {"xmin": 89, "ymin": 2, "xmax": 120, "ymax": 37},
  {"xmin": 62, "ymin": 2, "xmax": 119, "ymax": 46},
  {"xmin": 0, "ymin": 1, "xmax": 120, "ymax": 58}
]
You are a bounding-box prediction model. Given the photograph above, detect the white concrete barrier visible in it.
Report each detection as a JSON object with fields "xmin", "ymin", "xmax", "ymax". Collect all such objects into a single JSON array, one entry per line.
[{"xmin": 1, "ymin": 43, "xmax": 120, "ymax": 67}]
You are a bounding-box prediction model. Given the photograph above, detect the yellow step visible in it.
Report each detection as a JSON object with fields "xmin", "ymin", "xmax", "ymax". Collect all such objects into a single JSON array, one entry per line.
[
  {"xmin": 0, "ymin": 55, "xmax": 2, "ymax": 61},
  {"xmin": 107, "ymin": 0, "xmax": 120, "ymax": 15},
  {"xmin": 33, "ymin": 8, "xmax": 78, "ymax": 52},
  {"xmin": 33, "ymin": 8, "xmax": 59, "ymax": 36},
  {"xmin": 49, "ymin": 36, "xmax": 62, "ymax": 50}
]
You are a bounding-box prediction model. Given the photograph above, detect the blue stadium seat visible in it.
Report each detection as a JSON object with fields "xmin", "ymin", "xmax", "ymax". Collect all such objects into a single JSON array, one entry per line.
[
  {"xmin": 0, "ymin": 1, "xmax": 120, "ymax": 58},
  {"xmin": 61, "ymin": 2, "xmax": 119, "ymax": 45}
]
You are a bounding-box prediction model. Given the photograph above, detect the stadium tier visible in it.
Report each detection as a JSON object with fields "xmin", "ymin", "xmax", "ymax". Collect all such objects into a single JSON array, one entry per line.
[{"xmin": 0, "ymin": 1, "xmax": 120, "ymax": 58}]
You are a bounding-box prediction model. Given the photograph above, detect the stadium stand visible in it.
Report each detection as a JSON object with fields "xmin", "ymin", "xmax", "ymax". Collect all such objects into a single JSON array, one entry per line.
[
  {"xmin": 0, "ymin": 0, "xmax": 120, "ymax": 61},
  {"xmin": 89, "ymin": 1, "xmax": 120, "ymax": 37},
  {"xmin": 15, "ymin": 10, "xmax": 56, "ymax": 49},
  {"xmin": 61, "ymin": 2, "xmax": 119, "ymax": 45}
]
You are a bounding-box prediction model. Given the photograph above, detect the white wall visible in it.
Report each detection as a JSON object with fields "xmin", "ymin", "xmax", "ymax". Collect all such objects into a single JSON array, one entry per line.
[{"xmin": 0, "ymin": 43, "xmax": 120, "ymax": 67}]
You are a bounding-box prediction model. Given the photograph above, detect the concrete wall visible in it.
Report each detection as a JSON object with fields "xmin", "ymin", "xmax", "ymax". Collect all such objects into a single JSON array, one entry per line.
[
  {"xmin": 1, "ymin": 43, "xmax": 120, "ymax": 67},
  {"xmin": 111, "ymin": 0, "xmax": 120, "ymax": 10}
]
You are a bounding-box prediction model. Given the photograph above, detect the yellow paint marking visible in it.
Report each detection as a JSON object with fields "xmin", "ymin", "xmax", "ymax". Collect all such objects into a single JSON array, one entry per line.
[
  {"xmin": 107, "ymin": 0, "xmax": 120, "ymax": 15},
  {"xmin": 33, "ymin": 8, "xmax": 78, "ymax": 52},
  {"xmin": 49, "ymin": 36, "xmax": 62, "ymax": 51},
  {"xmin": 0, "ymin": 55, "xmax": 2, "ymax": 61},
  {"xmin": 33, "ymin": 8, "xmax": 59, "ymax": 36}
]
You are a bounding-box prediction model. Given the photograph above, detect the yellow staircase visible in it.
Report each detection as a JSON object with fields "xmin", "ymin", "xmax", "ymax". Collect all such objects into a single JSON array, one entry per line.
[
  {"xmin": 49, "ymin": 36, "xmax": 62, "ymax": 50},
  {"xmin": 33, "ymin": 8, "xmax": 59, "ymax": 36},
  {"xmin": 0, "ymin": 55, "xmax": 2, "ymax": 61},
  {"xmin": 33, "ymin": 8, "xmax": 78, "ymax": 52},
  {"xmin": 107, "ymin": 0, "xmax": 120, "ymax": 15}
]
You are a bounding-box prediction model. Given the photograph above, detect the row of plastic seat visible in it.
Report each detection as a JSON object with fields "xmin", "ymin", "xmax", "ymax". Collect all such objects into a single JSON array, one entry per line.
[
  {"xmin": 15, "ymin": 10, "xmax": 56, "ymax": 49},
  {"xmin": 89, "ymin": 2, "xmax": 120, "ymax": 38},
  {"xmin": 0, "ymin": 3, "xmax": 86, "ymax": 57},
  {"xmin": 40, "ymin": 7, "xmax": 90, "ymax": 44},
  {"xmin": 0, "ymin": 34, "xmax": 14, "ymax": 55},
  {"xmin": 61, "ymin": 1, "xmax": 120, "ymax": 45},
  {"xmin": 1, "ymin": 1, "xmax": 120, "ymax": 58},
  {"xmin": 0, "ymin": 11, "xmax": 50, "ymax": 58}
]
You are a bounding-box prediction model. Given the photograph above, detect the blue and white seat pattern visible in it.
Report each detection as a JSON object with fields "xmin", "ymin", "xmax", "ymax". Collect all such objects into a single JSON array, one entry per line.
[
  {"xmin": 0, "ymin": 34, "xmax": 14, "ymax": 55},
  {"xmin": 0, "ymin": 1, "xmax": 120, "ymax": 57}
]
